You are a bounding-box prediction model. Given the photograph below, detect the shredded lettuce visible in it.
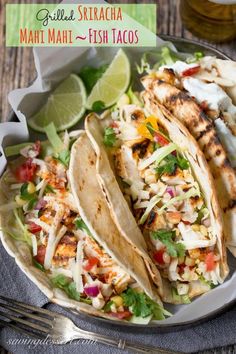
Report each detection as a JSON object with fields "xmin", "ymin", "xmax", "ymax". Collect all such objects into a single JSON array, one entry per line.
[
  {"xmin": 138, "ymin": 143, "xmax": 177, "ymax": 170},
  {"xmin": 4, "ymin": 143, "xmax": 33, "ymax": 158},
  {"xmin": 186, "ymin": 52, "xmax": 204, "ymax": 64},
  {"xmin": 139, "ymin": 195, "xmax": 161, "ymax": 225},
  {"xmin": 159, "ymin": 187, "xmax": 200, "ymax": 215},
  {"xmin": 13, "ymin": 208, "xmax": 32, "ymax": 246},
  {"xmin": 44, "ymin": 123, "xmax": 65, "ymax": 153},
  {"xmin": 127, "ymin": 86, "xmax": 143, "ymax": 107},
  {"xmin": 171, "ymin": 288, "xmax": 191, "ymax": 304}
]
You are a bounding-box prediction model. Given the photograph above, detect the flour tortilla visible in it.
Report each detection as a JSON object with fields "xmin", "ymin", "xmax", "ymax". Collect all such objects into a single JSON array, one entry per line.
[
  {"xmin": 68, "ymin": 132, "xmax": 162, "ymax": 304},
  {"xmin": 142, "ymin": 76, "xmax": 236, "ymax": 254},
  {"xmin": 0, "ymin": 134, "xmax": 162, "ymax": 322},
  {"xmin": 85, "ymin": 116, "xmax": 163, "ymax": 297},
  {"xmin": 85, "ymin": 103, "xmax": 228, "ymax": 302}
]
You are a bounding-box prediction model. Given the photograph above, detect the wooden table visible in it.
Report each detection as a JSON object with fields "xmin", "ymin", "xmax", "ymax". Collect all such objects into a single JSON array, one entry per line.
[{"xmin": 1, "ymin": 0, "xmax": 236, "ymax": 122}]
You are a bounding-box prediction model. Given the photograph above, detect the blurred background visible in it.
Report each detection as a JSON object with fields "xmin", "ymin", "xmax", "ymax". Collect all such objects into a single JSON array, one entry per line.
[{"xmin": 1, "ymin": 0, "xmax": 236, "ymax": 122}]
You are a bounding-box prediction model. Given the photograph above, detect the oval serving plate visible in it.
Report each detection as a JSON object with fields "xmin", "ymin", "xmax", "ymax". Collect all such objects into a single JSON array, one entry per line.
[{"xmin": 3, "ymin": 35, "xmax": 236, "ymax": 331}]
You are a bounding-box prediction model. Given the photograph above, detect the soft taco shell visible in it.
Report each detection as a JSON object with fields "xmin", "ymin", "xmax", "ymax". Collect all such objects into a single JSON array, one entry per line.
[{"xmin": 68, "ymin": 132, "xmax": 162, "ymax": 304}]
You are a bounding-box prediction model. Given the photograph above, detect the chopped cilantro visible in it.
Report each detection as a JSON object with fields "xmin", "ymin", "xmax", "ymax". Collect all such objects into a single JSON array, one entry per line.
[
  {"xmin": 79, "ymin": 65, "xmax": 108, "ymax": 93},
  {"xmin": 122, "ymin": 288, "xmax": 168, "ymax": 320},
  {"xmin": 103, "ymin": 300, "xmax": 114, "ymax": 313},
  {"xmin": 151, "ymin": 229, "xmax": 186, "ymax": 258},
  {"xmin": 45, "ymin": 185, "xmax": 56, "ymax": 194},
  {"xmin": 155, "ymin": 153, "xmax": 189, "ymax": 176},
  {"xmin": 103, "ymin": 127, "xmax": 117, "ymax": 147},
  {"xmin": 92, "ymin": 100, "xmax": 105, "ymax": 112},
  {"xmin": 75, "ymin": 217, "xmax": 92, "ymax": 236},
  {"xmin": 51, "ymin": 274, "xmax": 81, "ymax": 301}
]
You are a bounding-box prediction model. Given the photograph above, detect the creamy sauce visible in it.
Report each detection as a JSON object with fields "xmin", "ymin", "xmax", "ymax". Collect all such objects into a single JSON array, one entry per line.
[
  {"xmin": 160, "ymin": 61, "xmax": 198, "ymax": 75},
  {"xmin": 183, "ymin": 77, "xmax": 236, "ymax": 117}
]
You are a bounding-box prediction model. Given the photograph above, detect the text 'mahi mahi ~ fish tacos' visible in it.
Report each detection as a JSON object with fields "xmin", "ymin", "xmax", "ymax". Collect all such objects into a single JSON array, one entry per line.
[
  {"xmin": 140, "ymin": 53, "xmax": 236, "ymax": 254},
  {"xmin": 85, "ymin": 98, "xmax": 229, "ymax": 303},
  {"xmin": 0, "ymin": 124, "xmax": 169, "ymax": 323}
]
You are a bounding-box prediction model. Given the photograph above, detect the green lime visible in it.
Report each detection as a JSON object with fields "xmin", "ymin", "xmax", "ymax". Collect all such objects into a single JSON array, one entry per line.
[
  {"xmin": 28, "ymin": 74, "xmax": 87, "ymax": 132},
  {"xmin": 86, "ymin": 49, "xmax": 130, "ymax": 110}
]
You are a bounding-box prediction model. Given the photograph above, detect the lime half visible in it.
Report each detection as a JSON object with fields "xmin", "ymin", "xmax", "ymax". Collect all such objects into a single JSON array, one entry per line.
[
  {"xmin": 86, "ymin": 49, "xmax": 130, "ymax": 110},
  {"xmin": 28, "ymin": 74, "xmax": 87, "ymax": 132}
]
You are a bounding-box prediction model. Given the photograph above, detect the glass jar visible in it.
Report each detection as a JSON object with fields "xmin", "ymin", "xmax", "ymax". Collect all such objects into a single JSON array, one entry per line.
[{"xmin": 180, "ymin": 0, "xmax": 236, "ymax": 43}]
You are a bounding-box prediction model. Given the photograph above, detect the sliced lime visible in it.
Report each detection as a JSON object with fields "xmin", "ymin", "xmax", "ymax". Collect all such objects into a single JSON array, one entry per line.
[
  {"xmin": 86, "ymin": 49, "xmax": 130, "ymax": 110},
  {"xmin": 28, "ymin": 74, "xmax": 87, "ymax": 132}
]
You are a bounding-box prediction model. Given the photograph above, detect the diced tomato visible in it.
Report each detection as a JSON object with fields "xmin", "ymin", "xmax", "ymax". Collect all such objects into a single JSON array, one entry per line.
[
  {"xmin": 182, "ymin": 220, "xmax": 191, "ymax": 225},
  {"xmin": 109, "ymin": 310, "xmax": 132, "ymax": 320},
  {"xmin": 34, "ymin": 245, "xmax": 46, "ymax": 265},
  {"xmin": 205, "ymin": 252, "xmax": 216, "ymax": 272},
  {"xmin": 15, "ymin": 158, "xmax": 37, "ymax": 182},
  {"xmin": 110, "ymin": 121, "xmax": 118, "ymax": 129},
  {"xmin": 181, "ymin": 66, "xmax": 200, "ymax": 77},
  {"xmin": 153, "ymin": 249, "xmax": 165, "ymax": 265},
  {"xmin": 28, "ymin": 222, "xmax": 42, "ymax": 234},
  {"xmin": 154, "ymin": 132, "xmax": 169, "ymax": 146},
  {"xmin": 83, "ymin": 257, "xmax": 99, "ymax": 271}
]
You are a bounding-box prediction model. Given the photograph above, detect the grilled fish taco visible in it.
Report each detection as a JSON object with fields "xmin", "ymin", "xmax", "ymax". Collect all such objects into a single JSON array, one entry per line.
[
  {"xmin": 140, "ymin": 55, "xmax": 236, "ymax": 253},
  {"xmin": 0, "ymin": 125, "xmax": 168, "ymax": 323},
  {"xmin": 85, "ymin": 98, "xmax": 229, "ymax": 303}
]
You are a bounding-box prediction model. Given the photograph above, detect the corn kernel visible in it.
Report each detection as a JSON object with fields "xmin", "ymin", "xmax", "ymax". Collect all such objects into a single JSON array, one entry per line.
[
  {"xmin": 15, "ymin": 195, "xmax": 27, "ymax": 206},
  {"xmin": 192, "ymin": 224, "xmax": 200, "ymax": 232},
  {"xmin": 185, "ymin": 256, "xmax": 195, "ymax": 267},
  {"xmin": 200, "ymin": 225, "xmax": 208, "ymax": 236},
  {"xmin": 111, "ymin": 295, "xmax": 123, "ymax": 307},
  {"xmin": 137, "ymin": 116, "xmax": 159, "ymax": 140},
  {"xmin": 117, "ymin": 94, "xmax": 130, "ymax": 108},
  {"xmin": 27, "ymin": 182, "xmax": 36, "ymax": 194}
]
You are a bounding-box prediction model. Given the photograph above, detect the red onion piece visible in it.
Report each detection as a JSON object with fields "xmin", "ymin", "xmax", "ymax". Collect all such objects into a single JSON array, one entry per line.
[
  {"xmin": 202, "ymin": 218, "xmax": 211, "ymax": 227},
  {"xmin": 166, "ymin": 186, "xmax": 175, "ymax": 198},
  {"xmin": 35, "ymin": 198, "xmax": 47, "ymax": 210},
  {"xmin": 84, "ymin": 285, "xmax": 100, "ymax": 298}
]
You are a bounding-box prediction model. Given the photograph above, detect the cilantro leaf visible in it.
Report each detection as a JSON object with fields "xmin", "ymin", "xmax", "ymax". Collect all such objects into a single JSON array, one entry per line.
[
  {"xmin": 121, "ymin": 288, "xmax": 167, "ymax": 319},
  {"xmin": 75, "ymin": 217, "xmax": 92, "ymax": 236},
  {"xmin": 151, "ymin": 229, "xmax": 186, "ymax": 258},
  {"xmin": 92, "ymin": 100, "xmax": 105, "ymax": 112},
  {"xmin": 103, "ymin": 127, "xmax": 117, "ymax": 147},
  {"xmin": 155, "ymin": 153, "xmax": 189, "ymax": 176},
  {"xmin": 51, "ymin": 274, "xmax": 81, "ymax": 301},
  {"xmin": 79, "ymin": 65, "xmax": 108, "ymax": 93},
  {"xmin": 56, "ymin": 149, "xmax": 70, "ymax": 167}
]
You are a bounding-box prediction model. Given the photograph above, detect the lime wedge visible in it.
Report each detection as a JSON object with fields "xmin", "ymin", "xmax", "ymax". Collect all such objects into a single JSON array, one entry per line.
[
  {"xmin": 28, "ymin": 74, "xmax": 87, "ymax": 132},
  {"xmin": 86, "ymin": 49, "xmax": 130, "ymax": 110}
]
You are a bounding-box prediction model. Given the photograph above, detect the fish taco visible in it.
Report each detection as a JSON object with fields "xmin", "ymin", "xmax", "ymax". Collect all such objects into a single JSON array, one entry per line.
[{"xmin": 0, "ymin": 124, "xmax": 168, "ymax": 323}]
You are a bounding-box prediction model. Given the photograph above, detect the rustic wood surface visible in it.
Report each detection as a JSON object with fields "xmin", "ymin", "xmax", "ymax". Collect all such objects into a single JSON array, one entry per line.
[
  {"xmin": 0, "ymin": 1, "xmax": 236, "ymax": 353},
  {"xmin": 1, "ymin": 0, "xmax": 236, "ymax": 122}
]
